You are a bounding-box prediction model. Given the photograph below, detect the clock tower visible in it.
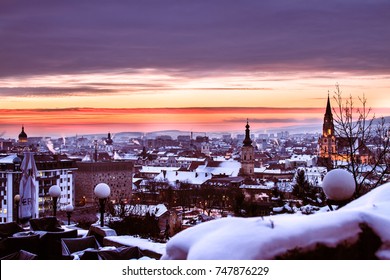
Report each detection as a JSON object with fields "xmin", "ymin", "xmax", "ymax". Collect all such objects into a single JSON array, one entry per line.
[{"xmin": 240, "ymin": 119, "xmax": 255, "ymax": 177}]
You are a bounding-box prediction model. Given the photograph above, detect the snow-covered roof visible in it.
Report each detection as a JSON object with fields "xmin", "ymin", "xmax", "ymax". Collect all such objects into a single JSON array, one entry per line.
[
  {"xmin": 81, "ymin": 154, "xmax": 92, "ymax": 162},
  {"xmin": 288, "ymin": 154, "xmax": 316, "ymax": 161},
  {"xmin": 298, "ymin": 166, "xmax": 327, "ymax": 174},
  {"xmin": 0, "ymin": 154, "xmax": 18, "ymax": 164},
  {"xmin": 162, "ymin": 182, "xmax": 390, "ymax": 260},
  {"xmin": 154, "ymin": 170, "xmax": 212, "ymax": 186},
  {"xmin": 240, "ymin": 184, "xmax": 274, "ymax": 190},
  {"xmin": 104, "ymin": 235, "xmax": 166, "ymax": 256},
  {"xmin": 113, "ymin": 151, "xmax": 122, "ymax": 160},
  {"xmin": 262, "ymin": 169, "xmax": 282, "ymax": 174},
  {"xmin": 121, "ymin": 154, "xmax": 139, "ymax": 160},
  {"xmin": 139, "ymin": 166, "xmax": 180, "ymax": 174},
  {"xmin": 254, "ymin": 167, "xmax": 267, "ymax": 173},
  {"xmin": 195, "ymin": 160, "xmax": 241, "ymax": 177},
  {"xmin": 176, "ymin": 157, "xmax": 206, "ymax": 162},
  {"xmin": 212, "ymin": 156, "xmax": 229, "ymax": 161}
]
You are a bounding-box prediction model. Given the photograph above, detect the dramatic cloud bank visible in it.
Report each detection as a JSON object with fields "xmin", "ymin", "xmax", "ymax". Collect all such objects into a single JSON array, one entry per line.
[
  {"xmin": 1, "ymin": 1, "xmax": 389, "ymax": 137},
  {"xmin": 1, "ymin": 0, "xmax": 389, "ymax": 78}
]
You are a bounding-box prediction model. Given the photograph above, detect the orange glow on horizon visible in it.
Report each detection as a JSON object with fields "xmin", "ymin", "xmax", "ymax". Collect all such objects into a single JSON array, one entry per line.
[
  {"xmin": 1, "ymin": 106, "xmax": 390, "ymax": 138},
  {"xmin": 1, "ymin": 69, "xmax": 390, "ymax": 138}
]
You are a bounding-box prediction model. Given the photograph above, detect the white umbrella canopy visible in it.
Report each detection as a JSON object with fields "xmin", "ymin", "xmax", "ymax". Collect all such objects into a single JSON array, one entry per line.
[{"xmin": 19, "ymin": 152, "xmax": 39, "ymax": 221}]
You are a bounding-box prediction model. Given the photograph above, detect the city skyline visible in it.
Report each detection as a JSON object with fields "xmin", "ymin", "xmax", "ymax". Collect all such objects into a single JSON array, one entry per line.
[{"xmin": 1, "ymin": 1, "xmax": 390, "ymax": 138}]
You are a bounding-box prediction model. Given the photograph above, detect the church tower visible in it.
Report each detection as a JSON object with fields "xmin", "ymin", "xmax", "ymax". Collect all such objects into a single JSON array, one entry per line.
[
  {"xmin": 319, "ymin": 94, "xmax": 337, "ymax": 165},
  {"xmin": 240, "ymin": 119, "xmax": 255, "ymax": 177},
  {"xmin": 105, "ymin": 132, "xmax": 114, "ymax": 156}
]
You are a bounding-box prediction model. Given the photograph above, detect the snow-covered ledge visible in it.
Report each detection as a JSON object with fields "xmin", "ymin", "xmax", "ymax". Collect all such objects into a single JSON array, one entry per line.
[
  {"xmin": 88, "ymin": 224, "xmax": 117, "ymax": 245},
  {"xmin": 162, "ymin": 182, "xmax": 390, "ymax": 260},
  {"xmin": 104, "ymin": 235, "xmax": 166, "ymax": 259}
]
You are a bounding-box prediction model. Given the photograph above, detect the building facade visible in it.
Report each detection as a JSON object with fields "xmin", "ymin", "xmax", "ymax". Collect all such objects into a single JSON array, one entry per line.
[
  {"xmin": 0, "ymin": 154, "xmax": 77, "ymax": 223},
  {"xmin": 0, "ymin": 156, "xmax": 20, "ymax": 223},
  {"xmin": 36, "ymin": 155, "xmax": 77, "ymax": 214},
  {"xmin": 74, "ymin": 161, "xmax": 134, "ymax": 206}
]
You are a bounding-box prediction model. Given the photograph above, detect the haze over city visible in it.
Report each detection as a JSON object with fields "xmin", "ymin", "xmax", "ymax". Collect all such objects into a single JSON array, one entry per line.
[{"xmin": 1, "ymin": 0, "xmax": 390, "ymax": 137}]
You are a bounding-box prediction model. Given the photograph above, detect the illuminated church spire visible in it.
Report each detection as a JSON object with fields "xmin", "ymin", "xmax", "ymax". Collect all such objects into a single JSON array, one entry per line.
[
  {"xmin": 323, "ymin": 92, "xmax": 335, "ymax": 137},
  {"xmin": 319, "ymin": 93, "xmax": 337, "ymax": 168}
]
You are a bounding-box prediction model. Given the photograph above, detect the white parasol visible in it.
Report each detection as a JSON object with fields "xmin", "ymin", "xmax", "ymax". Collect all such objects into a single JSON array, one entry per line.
[{"xmin": 19, "ymin": 152, "xmax": 39, "ymax": 220}]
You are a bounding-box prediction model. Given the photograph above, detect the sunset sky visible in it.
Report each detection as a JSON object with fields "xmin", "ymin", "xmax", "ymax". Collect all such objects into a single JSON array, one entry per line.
[{"xmin": 1, "ymin": 0, "xmax": 390, "ymax": 138}]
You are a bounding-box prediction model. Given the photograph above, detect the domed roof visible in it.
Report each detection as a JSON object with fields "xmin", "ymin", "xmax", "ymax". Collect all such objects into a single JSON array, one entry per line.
[
  {"xmin": 18, "ymin": 126, "xmax": 28, "ymax": 140},
  {"xmin": 13, "ymin": 156, "xmax": 22, "ymax": 164}
]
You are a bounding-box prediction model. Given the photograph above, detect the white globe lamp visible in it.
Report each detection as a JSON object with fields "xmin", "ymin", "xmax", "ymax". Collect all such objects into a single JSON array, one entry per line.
[
  {"xmin": 49, "ymin": 185, "xmax": 61, "ymax": 198},
  {"xmin": 65, "ymin": 204, "xmax": 74, "ymax": 213},
  {"xmin": 322, "ymin": 169, "xmax": 356, "ymax": 203},
  {"xmin": 94, "ymin": 183, "xmax": 110, "ymax": 227},
  {"xmin": 65, "ymin": 204, "xmax": 74, "ymax": 225},
  {"xmin": 49, "ymin": 185, "xmax": 61, "ymax": 217},
  {"xmin": 94, "ymin": 183, "xmax": 111, "ymax": 199}
]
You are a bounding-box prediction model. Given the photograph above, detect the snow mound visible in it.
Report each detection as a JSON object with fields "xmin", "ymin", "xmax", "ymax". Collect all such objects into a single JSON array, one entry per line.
[{"xmin": 161, "ymin": 183, "xmax": 390, "ymax": 260}]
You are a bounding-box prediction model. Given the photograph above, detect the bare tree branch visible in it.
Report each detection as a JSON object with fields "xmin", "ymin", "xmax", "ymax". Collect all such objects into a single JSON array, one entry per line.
[{"xmin": 331, "ymin": 85, "xmax": 390, "ymax": 197}]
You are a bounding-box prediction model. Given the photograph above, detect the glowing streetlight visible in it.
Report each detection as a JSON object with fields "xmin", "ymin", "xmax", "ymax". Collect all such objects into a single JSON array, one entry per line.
[
  {"xmin": 48, "ymin": 185, "xmax": 61, "ymax": 217},
  {"xmin": 94, "ymin": 183, "xmax": 110, "ymax": 227},
  {"xmin": 322, "ymin": 169, "xmax": 356, "ymax": 210},
  {"xmin": 65, "ymin": 204, "xmax": 74, "ymax": 226}
]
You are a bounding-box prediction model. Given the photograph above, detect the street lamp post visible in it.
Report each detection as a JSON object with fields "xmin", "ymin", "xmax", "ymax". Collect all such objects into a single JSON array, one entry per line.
[
  {"xmin": 65, "ymin": 204, "xmax": 74, "ymax": 226},
  {"xmin": 94, "ymin": 183, "xmax": 110, "ymax": 227},
  {"xmin": 14, "ymin": 194, "xmax": 20, "ymax": 224},
  {"xmin": 94, "ymin": 140, "xmax": 98, "ymax": 162},
  {"xmin": 48, "ymin": 185, "xmax": 61, "ymax": 217}
]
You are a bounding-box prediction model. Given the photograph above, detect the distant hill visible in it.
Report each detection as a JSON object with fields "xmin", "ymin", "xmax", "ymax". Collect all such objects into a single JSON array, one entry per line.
[{"xmin": 77, "ymin": 115, "xmax": 389, "ymax": 140}]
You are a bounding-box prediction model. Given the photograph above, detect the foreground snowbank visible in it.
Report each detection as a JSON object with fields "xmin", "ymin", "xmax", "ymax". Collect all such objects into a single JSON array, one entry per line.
[{"xmin": 162, "ymin": 183, "xmax": 390, "ymax": 260}]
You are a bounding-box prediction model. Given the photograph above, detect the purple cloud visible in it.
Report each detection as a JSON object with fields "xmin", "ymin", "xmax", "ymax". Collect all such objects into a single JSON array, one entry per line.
[{"xmin": 0, "ymin": 0, "xmax": 389, "ymax": 78}]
